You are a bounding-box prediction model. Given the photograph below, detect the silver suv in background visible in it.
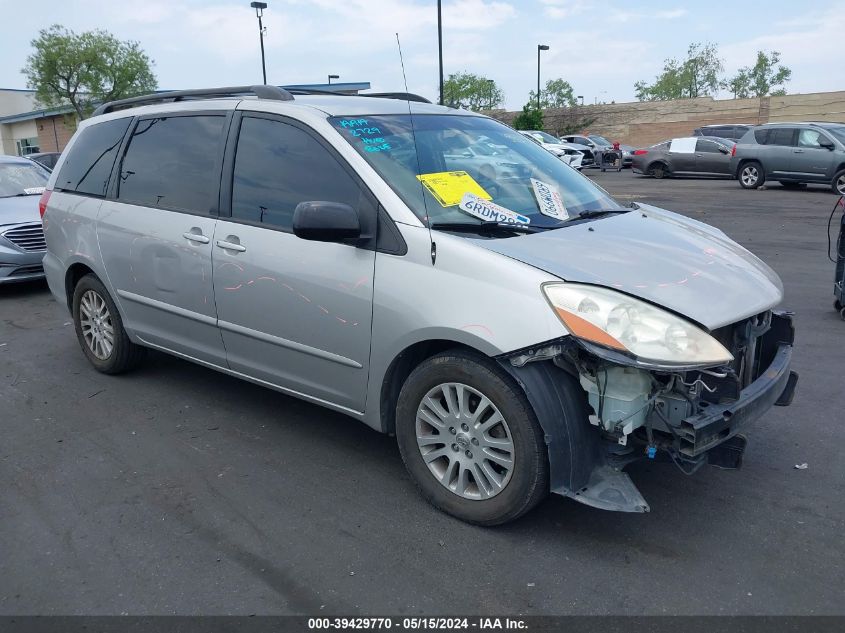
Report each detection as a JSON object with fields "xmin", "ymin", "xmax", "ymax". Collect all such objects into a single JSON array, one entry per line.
[
  {"xmin": 42, "ymin": 86, "xmax": 796, "ymax": 525},
  {"xmin": 731, "ymin": 122, "xmax": 845, "ymax": 194}
]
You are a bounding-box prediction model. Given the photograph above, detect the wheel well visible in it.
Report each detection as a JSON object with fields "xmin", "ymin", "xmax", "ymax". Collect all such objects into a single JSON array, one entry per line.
[
  {"xmin": 379, "ymin": 339, "xmax": 478, "ymax": 434},
  {"xmin": 647, "ymin": 161, "xmax": 667, "ymax": 172},
  {"xmin": 64, "ymin": 263, "xmax": 96, "ymax": 311},
  {"xmin": 834, "ymin": 163, "xmax": 845, "ymax": 175}
]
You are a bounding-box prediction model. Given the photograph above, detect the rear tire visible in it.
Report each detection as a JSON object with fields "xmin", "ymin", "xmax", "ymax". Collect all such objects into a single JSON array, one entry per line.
[
  {"xmin": 395, "ymin": 350, "xmax": 549, "ymax": 525},
  {"xmin": 739, "ymin": 161, "xmax": 765, "ymax": 189},
  {"xmin": 72, "ymin": 274, "xmax": 145, "ymax": 374},
  {"xmin": 649, "ymin": 162, "xmax": 668, "ymax": 179},
  {"xmin": 832, "ymin": 170, "xmax": 845, "ymax": 195}
]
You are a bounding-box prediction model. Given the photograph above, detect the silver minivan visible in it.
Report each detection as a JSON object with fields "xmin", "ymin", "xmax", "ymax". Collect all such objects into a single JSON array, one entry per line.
[{"xmin": 41, "ymin": 86, "xmax": 797, "ymax": 524}]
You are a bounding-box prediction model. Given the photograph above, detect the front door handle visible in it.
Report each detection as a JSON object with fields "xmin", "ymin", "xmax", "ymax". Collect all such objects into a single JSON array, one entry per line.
[
  {"xmin": 794, "ymin": 149, "xmax": 805, "ymax": 153},
  {"xmin": 182, "ymin": 231, "xmax": 210, "ymax": 244},
  {"xmin": 216, "ymin": 239, "xmax": 246, "ymax": 253}
]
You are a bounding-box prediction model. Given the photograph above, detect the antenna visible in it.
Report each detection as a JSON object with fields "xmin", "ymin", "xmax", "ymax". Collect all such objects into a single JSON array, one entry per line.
[{"xmin": 396, "ymin": 32, "xmax": 436, "ymax": 265}]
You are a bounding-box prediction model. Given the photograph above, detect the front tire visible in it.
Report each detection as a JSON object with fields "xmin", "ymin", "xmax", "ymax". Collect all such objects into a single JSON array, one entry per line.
[
  {"xmin": 72, "ymin": 274, "xmax": 145, "ymax": 374},
  {"xmin": 832, "ymin": 170, "xmax": 845, "ymax": 195},
  {"xmin": 739, "ymin": 161, "xmax": 765, "ymax": 189},
  {"xmin": 396, "ymin": 350, "xmax": 548, "ymax": 525}
]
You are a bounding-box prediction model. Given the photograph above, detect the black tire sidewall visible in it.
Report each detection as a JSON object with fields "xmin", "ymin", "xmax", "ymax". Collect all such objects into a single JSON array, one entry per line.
[
  {"xmin": 72, "ymin": 275, "xmax": 135, "ymax": 374},
  {"xmin": 832, "ymin": 170, "xmax": 845, "ymax": 195},
  {"xmin": 396, "ymin": 351, "xmax": 548, "ymax": 525}
]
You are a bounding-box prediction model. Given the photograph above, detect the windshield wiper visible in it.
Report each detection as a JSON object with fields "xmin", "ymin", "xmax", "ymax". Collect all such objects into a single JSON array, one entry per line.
[
  {"xmin": 430, "ymin": 221, "xmax": 544, "ymax": 234},
  {"xmin": 574, "ymin": 208, "xmax": 631, "ymax": 219}
]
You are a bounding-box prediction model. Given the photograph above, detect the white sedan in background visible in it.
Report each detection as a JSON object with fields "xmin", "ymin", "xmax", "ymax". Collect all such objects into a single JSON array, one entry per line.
[{"xmin": 519, "ymin": 130, "xmax": 585, "ymax": 170}]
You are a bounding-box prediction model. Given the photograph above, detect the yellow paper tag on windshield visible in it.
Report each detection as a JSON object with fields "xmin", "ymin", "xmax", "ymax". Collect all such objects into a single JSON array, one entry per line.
[{"xmin": 416, "ymin": 171, "xmax": 492, "ymax": 207}]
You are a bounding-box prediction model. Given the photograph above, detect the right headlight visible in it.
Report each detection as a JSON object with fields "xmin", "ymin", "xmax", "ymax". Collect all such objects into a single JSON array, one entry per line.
[{"xmin": 542, "ymin": 283, "xmax": 733, "ymax": 368}]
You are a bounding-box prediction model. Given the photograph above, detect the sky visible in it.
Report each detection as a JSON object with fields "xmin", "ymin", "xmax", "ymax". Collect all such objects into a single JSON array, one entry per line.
[{"xmin": 1, "ymin": 0, "xmax": 843, "ymax": 110}]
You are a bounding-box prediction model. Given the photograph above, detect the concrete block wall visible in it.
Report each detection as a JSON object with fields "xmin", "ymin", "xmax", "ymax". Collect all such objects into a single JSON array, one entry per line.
[{"xmin": 490, "ymin": 90, "xmax": 845, "ymax": 147}]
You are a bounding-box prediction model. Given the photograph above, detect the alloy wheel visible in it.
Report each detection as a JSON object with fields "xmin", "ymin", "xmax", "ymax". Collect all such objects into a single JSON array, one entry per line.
[
  {"xmin": 415, "ymin": 382, "xmax": 515, "ymax": 500},
  {"xmin": 836, "ymin": 174, "xmax": 845, "ymax": 195},
  {"xmin": 741, "ymin": 166, "xmax": 759, "ymax": 187},
  {"xmin": 79, "ymin": 289, "xmax": 115, "ymax": 360}
]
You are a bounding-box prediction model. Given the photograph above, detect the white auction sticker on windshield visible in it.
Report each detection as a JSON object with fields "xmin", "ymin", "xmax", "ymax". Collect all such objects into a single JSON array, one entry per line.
[
  {"xmin": 459, "ymin": 193, "xmax": 530, "ymax": 224},
  {"xmin": 530, "ymin": 178, "xmax": 569, "ymax": 220}
]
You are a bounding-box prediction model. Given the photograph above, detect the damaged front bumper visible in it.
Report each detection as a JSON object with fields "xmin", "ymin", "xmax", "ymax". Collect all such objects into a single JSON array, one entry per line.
[{"xmin": 502, "ymin": 311, "xmax": 798, "ymax": 514}]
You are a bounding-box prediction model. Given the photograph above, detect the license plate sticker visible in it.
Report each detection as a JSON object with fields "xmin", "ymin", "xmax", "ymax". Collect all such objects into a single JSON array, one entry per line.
[
  {"xmin": 458, "ymin": 193, "xmax": 530, "ymax": 224},
  {"xmin": 416, "ymin": 171, "xmax": 492, "ymax": 207},
  {"xmin": 530, "ymin": 178, "xmax": 569, "ymax": 220}
]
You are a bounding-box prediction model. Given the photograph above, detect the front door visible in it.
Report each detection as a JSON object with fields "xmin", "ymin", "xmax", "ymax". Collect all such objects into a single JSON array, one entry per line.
[
  {"xmin": 694, "ymin": 138, "xmax": 731, "ymax": 175},
  {"xmin": 790, "ymin": 128, "xmax": 834, "ymax": 182},
  {"xmin": 98, "ymin": 113, "xmax": 229, "ymax": 365},
  {"xmin": 212, "ymin": 113, "xmax": 376, "ymax": 413}
]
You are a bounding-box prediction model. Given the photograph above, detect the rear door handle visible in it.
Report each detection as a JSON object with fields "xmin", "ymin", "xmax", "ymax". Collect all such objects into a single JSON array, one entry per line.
[
  {"xmin": 216, "ymin": 239, "xmax": 246, "ymax": 253},
  {"xmin": 182, "ymin": 231, "xmax": 210, "ymax": 244},
  {"xmin": 794, "ymin": 149, "xmax": 805, "ymax": 153}
]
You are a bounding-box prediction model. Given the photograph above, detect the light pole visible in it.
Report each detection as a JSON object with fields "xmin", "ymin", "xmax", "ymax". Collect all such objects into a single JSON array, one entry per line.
[
  {"xmin": 327, "ymin": 74, "xmax": 339, "ymax": 85},
  {"xmin": 250, "ymin": 2, "xmax": 268, "ymax": 85},
  {"xmin": 577, "ymin": 95, "xmax": 584, "ymax": 106},
  {"xmin": 537, "ymin": 44, "xmax": 549, "ymax": 110},
  {"xmin": 437, "ymin": 0, "xmax": 444, "ymax": 105},
  {"xmin": 485, "ymin": 79, "xmax": 495, "ymax": 110}
]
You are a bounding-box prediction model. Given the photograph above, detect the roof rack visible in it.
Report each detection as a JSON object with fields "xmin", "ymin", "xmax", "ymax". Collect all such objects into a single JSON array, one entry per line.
[
  {"xmin": 286, "ymin": 88, "xmax": 431, "ymax": 104},
  {"xmin": 92, "ymin": 85, "xmax": 294, "ymax": 116}
]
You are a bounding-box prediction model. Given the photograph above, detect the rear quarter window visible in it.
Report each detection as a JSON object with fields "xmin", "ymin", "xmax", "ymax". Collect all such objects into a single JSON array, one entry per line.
[{"xmin": 54, "ymin": 117, "xmax": 132, "ymax": 197}]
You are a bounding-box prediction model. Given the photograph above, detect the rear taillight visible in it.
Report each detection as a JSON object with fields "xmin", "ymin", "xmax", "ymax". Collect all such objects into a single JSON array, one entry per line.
[
  {"xmin": 633, "ymin": 149, "xmax": 648, "ymax": 156},
  {"xmin": 39, "ymin": 189, "xmax": 52, "ymax": 218},
  {"xmin": 731, "ymin": 145, "xmax": 736, "ymax": 157}
]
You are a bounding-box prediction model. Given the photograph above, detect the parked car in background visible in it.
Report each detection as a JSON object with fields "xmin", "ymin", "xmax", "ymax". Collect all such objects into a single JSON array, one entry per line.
[
  {"xmin": 0, "ymin": 155, "xmax": 49, "ymax": 284},
  {"xmin": 693, "ymin": 124, "xmax": 753, "ymax": 141},
  {"xmin": 618, "ymin": 144, "xmax": 637, "ymax": 168},
  {"xmin": 731, "ymin": 122, "xmax": 845, "ymax": 194},
  {"xmin": 42, "ymin": 85, "xmax": 796, "ymax": 524},
  {"xmin": 632, "ymin": 136, "xmax": 735, "ymax": 179},
  {"xmin": 28, "ymin": 152, "xmax": 62, "ymax": 171},
  {"xmin": 518, "ymin": 130, "xmax": 584, "ymax": 169}
]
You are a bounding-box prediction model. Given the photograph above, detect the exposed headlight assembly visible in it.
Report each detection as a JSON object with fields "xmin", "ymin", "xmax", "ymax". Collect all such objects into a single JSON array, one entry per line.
[{"xmin": 542, "ymin": 283, "xmax": 733, "ymax": 369}]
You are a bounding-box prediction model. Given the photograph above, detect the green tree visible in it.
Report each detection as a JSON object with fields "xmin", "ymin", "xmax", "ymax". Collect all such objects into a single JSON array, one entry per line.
[
  {"xmin": 728, "ymin": 50, "xmax": 792, "ymax": 98},
  {"xmin": 22, "ymin": 25, "xmax": 157, "ymax": 120},
  {"xmin": 511, "ymin": 104, "xmax": 543, "ymax": 130},
  {"xmin": 442, "ymin": 72, "xmax": 504, "ymax": 111},
  {"xmin": 528, "ymin": 78, "xmax": 577, "ymax": 109},
  {"xmin": 635, "ymin": 42, "xmax": 723, "ymax": 101}
]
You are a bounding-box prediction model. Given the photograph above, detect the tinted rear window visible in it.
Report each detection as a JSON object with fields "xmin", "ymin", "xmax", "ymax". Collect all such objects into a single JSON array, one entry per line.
[
  {"xmin": 768, "ymin": 128, "xmax": 795, "ymax": 146},
  {"xmin": 117, "ymin": 115, "xmax": 225, "ymax": 214},
  {"xmin": 54, "ymin": 117, "xmax": 131, "ymax": 196}
]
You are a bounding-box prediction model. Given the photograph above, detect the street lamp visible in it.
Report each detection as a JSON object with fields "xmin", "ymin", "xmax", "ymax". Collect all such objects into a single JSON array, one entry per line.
[
  {"xmin": 485, "ymin": 79, "xmax": 495, "ymax": 110},
  {"xmin": 577, "ymin": 95, "xmax": 584, "ymax": 106},
  {"xmin": 327, "ymin": 74, "xmax": 340, "ymax": 85},
  {"xmin": 437, "ymin": 0, "xmax": 444, "ymax": 106},
  {"xmin": 537, "ymin": 44, "xmax": 549, "ymax": 111},
  {"xmin": 250, "ymin": 2, "xmax": 268, "ymax": 85}
]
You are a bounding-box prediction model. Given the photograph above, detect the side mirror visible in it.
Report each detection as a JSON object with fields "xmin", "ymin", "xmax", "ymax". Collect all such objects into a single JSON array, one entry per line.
[
  {"xmin": 292, "ymin": 201, "xmax": 361, "ymax": 243},
  {"xmin": 819, "ymin": 140, "xmax": 835, "ymax": 150}
]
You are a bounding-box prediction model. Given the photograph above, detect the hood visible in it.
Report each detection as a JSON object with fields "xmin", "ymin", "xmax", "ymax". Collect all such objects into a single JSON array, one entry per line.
[
  {"xmin": 0, "ymin": 195, "xmax": 41, "ymax": 227},
  {"xmin": 472, "ymin": 204, "xmax": 783, "ymax": 330}
]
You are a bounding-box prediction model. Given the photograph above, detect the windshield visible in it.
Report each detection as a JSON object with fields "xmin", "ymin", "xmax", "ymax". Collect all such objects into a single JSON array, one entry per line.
[
  {"xmin": 529, "ymin": 131, "xmax": 561, "ymax": 144},
  {"xmin": 0, "ymin": 162, "xmax": 49, "ymax": 197},
  {"xmin": 331, "ymin": 114, "xmax": 621, "ymax": 230},
  {"xmin": 826, "ymin": 126, "xmax": 845, "ymax": 145},
  {"xmin": 589, "ymin": 135, "xmax": 612, "ymax": 146}
]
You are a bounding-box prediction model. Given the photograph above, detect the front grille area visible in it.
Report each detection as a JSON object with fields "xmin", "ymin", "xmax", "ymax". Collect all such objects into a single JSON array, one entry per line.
[{"xmin": 2, "ymin": 223, "xmax": 46, "ymax": 252}]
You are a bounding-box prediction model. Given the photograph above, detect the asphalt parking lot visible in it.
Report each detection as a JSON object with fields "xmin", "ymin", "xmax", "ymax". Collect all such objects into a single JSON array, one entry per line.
[{"xmin": 2, "ymin": 171, "xmax": 844, "ymax": 616}]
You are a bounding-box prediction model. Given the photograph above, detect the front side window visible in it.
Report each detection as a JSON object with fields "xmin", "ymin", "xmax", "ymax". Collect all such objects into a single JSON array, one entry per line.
[
  {"xmin": 55, "ymin": 117, "xmax": 131, "ymax": 197},
  {"xmin": 0, "ymin": 161, "xmax": 49, "ymax": 197},
  {"xmin": 118, "ymin": 115, "xmax": 225, "ymax": 213},
  {"xmin": 330, "ymin": 114, "xmax": 621, "ymax": 230},
  {"xmin": 231, "ymin": 116, "xmax": 362, "ymax": 231},
  {"xmin": 826, "ymin": 127, "xmax": 845, "ymax": 145},
  {"xmin": 695, "ymin": 139, "xmax": 723, "ymax": 153},
  {"xmin": 797, "ymin": 129, "xmax": 827, "ymax": 148}
]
